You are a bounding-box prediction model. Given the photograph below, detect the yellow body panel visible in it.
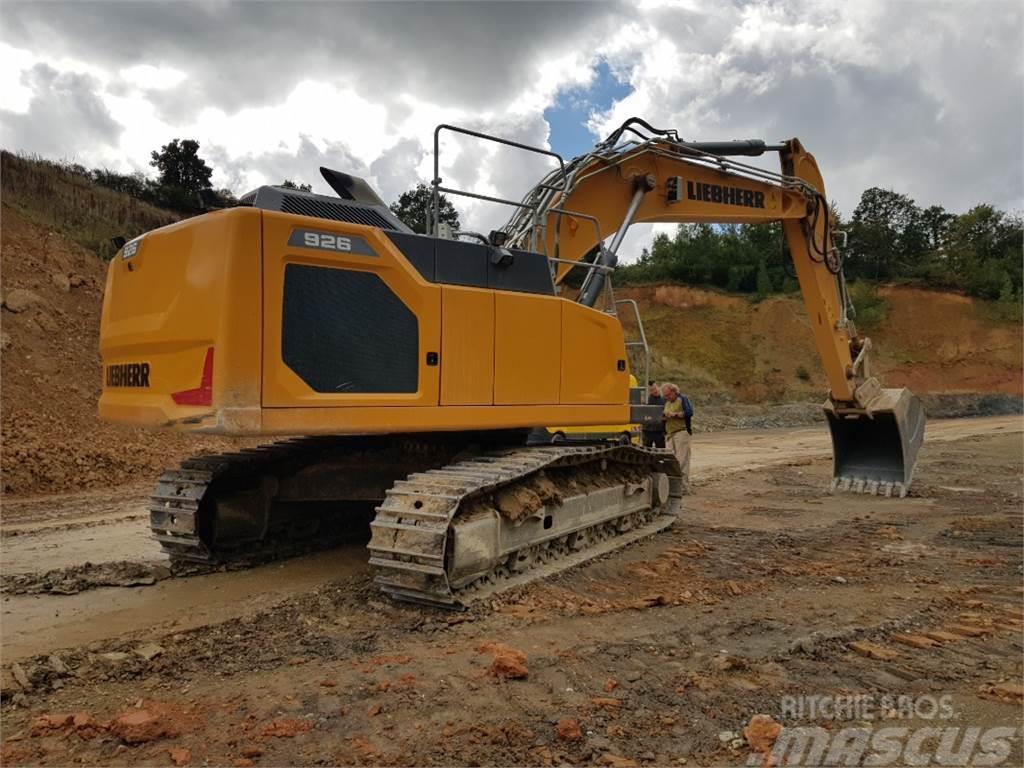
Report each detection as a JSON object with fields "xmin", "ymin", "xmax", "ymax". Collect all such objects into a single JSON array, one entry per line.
[
  {"xmin": 99, "ymin": 208, "xmax": 632, "ymax": 435},
  {"xmin": 259, "ymin": 211, "xmax": 442, "ymax": 408},
  {"xmin": 99, "ymin": 208, "xmax": 263, "ymax": 431},
  {"xmin": 560, "ymin": 301, "xmax": 627, "ymax": 404},
  {"xmin": 548, "ymin": 376, "xmax": 641, "ymax": 444},
  {"xmin": 494, "ymin": 292, "xmax": 562, "ymax": 405},
  {"xmin": 440, "ymin": 286, "xmax": 494, "ymax": 405}
]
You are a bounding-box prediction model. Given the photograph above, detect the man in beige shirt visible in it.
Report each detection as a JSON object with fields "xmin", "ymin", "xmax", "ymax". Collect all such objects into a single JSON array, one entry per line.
[{"xmin": 661, "ymin": 382, "xmax": 691, "ymax": 491}]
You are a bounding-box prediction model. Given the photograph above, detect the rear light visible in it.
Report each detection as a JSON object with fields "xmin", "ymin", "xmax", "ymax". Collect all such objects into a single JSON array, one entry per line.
[{"xmin": 171, "ymin": 347, "xmax": 214, "ymax": 406}]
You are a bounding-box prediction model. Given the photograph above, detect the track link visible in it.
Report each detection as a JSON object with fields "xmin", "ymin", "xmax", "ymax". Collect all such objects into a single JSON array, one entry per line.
[
  {"xmin": 368, "ymin": 444, "xmax": 683, "ymax": 608},
  {"xmin": 148, "ymin": 437, "xmax": 343, "ymax": 563}
]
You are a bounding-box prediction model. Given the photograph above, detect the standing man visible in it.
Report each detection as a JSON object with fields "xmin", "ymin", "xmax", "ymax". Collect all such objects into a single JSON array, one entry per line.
[
  {"xmin": 661, "ymin": 382, "xmax": 691, "ymax": 490},
  {"xmin": 643, "ymin": 380, "xmax": 665, "ymax": 448}
]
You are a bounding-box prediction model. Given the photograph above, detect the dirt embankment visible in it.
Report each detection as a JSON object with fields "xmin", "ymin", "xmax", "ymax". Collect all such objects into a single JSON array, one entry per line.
[
  {"xmin": 0, "ymin": 207, "xmax": 247, "ymax": 495},
  {"xmin": 620, "ymin": 284, "xmax": 1023, "ymax": 403}
]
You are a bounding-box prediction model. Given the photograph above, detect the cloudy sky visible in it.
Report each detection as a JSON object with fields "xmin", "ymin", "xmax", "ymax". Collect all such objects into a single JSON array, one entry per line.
[{"xmin": 2, "ymin": 0, "xmax": 1021, "ymax": 261}]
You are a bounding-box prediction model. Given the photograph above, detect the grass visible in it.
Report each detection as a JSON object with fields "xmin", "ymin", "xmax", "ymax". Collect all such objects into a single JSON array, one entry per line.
[{"xmin": 1, "ymin": 151, "xmax": 178, "ymax": 259}]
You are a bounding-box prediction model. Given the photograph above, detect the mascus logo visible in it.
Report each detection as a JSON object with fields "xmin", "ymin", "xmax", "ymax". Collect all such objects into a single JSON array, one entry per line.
[{"xmin": 106, "ymin": 362, "xmax": 150, "ymax": 387}]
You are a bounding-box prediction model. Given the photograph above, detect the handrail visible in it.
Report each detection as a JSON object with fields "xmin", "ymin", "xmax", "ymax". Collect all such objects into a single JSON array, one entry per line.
[
  {"xmin": 431, "ymin": 124, "xmax": 567, "ymax": 237},
  {"xmin": 615, "ymin": 298, "xmax": 651, "ymax": 403}
]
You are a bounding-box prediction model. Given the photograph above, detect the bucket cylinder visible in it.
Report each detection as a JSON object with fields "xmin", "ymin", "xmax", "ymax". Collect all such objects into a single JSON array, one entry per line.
[{"xmin": 825, "ymin": 388, "xmax": 926, "ymax": 497}]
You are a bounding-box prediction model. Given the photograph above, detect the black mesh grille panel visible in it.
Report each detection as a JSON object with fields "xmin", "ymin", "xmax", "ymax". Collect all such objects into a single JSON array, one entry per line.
[
  {"xmin": 282, "ymin": 265, "xmax": 418, "ymax": 394},
  {"xmin": 280, "ymin": 195, "xmax": 396, "ymax": 229}
]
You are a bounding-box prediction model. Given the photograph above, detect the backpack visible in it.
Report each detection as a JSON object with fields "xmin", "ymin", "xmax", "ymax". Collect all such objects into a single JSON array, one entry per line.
[{"xmin": 681, "ymin": 395, "xmax": 694, "ymax": 419}]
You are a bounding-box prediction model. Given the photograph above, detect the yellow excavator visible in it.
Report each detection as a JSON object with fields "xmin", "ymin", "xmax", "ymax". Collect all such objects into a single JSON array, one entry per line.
[{"xmin": 98, "ymin": 118, "xmax": 924, "ymax": 607}]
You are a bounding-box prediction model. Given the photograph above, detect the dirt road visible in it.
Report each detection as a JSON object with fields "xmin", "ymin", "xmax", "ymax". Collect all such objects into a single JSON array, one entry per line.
[{"xmin": 1, "ymin": 415, "xmax": 1021, "ymax": 767}]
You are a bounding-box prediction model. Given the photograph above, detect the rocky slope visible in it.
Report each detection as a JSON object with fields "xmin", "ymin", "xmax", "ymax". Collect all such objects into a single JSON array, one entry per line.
[
  {"xmin": 619, "ymin": 283, "xmax": 1022, "ymax": 402},
  {"xmin": 1, "ymin": 207, "xmax": 248, "ymax": 495}
]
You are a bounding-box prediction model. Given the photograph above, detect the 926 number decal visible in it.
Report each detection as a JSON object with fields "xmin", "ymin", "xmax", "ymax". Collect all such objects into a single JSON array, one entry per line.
[{"xmin": 303, "ymin": 232, "xmax": 352, "ymax": 251}]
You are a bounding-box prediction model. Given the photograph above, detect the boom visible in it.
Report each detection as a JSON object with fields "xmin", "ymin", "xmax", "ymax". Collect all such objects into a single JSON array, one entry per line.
[{"xmin": 492, "ymin": 118, "xmax": 924, "ymax": 494}]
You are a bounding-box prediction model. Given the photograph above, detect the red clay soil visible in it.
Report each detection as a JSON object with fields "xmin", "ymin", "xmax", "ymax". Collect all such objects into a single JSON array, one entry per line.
[{"xmin": 620, "ymin": 284, "xmax": 1022, "ymax": 400}]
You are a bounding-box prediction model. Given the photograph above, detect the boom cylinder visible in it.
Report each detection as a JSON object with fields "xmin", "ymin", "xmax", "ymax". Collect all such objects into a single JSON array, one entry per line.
[
  {"xmin": 676, "ymin": 139, "xmax": 785, "ymax": 157},
  {"xmin": 578, "ymin": 175, "xmax": 654, "ymax": 307}
]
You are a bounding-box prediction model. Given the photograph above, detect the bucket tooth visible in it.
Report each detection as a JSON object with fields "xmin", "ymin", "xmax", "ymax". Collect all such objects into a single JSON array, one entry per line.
[{"xmin": 825, "ymin": 387, "xmax": 926, "ymax": 496}]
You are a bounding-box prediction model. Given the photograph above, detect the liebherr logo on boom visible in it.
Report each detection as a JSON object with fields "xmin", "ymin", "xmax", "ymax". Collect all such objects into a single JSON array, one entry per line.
[
  {"xmin": 687, "ymin": 179, "xmax": 765, "ymax": 208},
  {"xmin": 667, "ymin": 176, "xmax": 765, "ymax": 209}
]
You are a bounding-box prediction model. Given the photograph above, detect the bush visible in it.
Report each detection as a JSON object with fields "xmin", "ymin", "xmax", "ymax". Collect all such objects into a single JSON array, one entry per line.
[{"xmin": 847, "ymin": 281, "xmax": 889, "ymax": 328}]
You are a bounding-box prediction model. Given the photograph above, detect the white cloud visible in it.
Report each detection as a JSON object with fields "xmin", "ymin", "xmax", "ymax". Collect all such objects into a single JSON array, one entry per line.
[
  {"xmin": 1, "ymin": 0, "xmax": 1020, "ymax": 267},
  {"xmin": 0, "ymin": 43, "xmax": 36, "ymax": 114},
  {"xmin": 118, "ymin": 64, "xmax": 187, "ymax": 90}
]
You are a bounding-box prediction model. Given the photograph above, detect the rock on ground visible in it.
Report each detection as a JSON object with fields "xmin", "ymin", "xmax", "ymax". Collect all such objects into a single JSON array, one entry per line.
[{"xmin": 478, "ymin": 642, "xmax": 529, "ymax": 679}]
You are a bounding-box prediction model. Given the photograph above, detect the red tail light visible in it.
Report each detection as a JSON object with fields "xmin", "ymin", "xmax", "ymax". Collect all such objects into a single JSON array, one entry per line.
[{"xmin": 171, "ymin": 347, "xmax": 214, "ymax": 406}]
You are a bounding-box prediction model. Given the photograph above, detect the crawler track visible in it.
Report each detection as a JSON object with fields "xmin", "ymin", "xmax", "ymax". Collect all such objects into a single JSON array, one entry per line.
[
  {"xmin": 149, "ymin": 439, "xmax": 682, "ymax": 606},
  {"xmin": 149, "ymin": 437, "xmax": 351, "ymax": 564},
  {"xmin": 369, "ymin": 444, "xmax": 683, "ymax": 608}
]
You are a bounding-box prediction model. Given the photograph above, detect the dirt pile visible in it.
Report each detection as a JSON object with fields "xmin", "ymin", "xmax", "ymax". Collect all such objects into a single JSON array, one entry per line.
[
  {"xmin": 621, "ymin": 283, "xmax": 1023, "ymax": 402},
  {"xmin": 1, "ymin": 207, "xmax": 249, "ymax": 495}
]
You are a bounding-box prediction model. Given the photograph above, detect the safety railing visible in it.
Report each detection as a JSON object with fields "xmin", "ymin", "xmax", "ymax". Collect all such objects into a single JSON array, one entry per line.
[
  {"xmin": 615, "ymin": 298, "xmax": 651, "ymax": 403},
  {"xmin": 430, "ymin": 124, "xmax": 566, "ymax": 251},
  {"xmin": 429, "ymin": 123, "xmax": 611, "ymax": 294}
]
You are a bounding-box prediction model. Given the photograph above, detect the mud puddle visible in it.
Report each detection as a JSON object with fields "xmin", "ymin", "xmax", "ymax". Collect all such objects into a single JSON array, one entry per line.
[
  {"xmin": 1, "ymin": 516, "xmax": 161, "ymax": 574},
  {"xmin": 1, "ymin": 545, "xmax": 369, "ymax": 661}
]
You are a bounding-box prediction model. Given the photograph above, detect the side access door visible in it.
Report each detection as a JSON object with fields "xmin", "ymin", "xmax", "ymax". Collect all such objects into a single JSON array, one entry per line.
[{"xmin": 261, "ymin": 211, "xmax": 441, "ymax": 409}]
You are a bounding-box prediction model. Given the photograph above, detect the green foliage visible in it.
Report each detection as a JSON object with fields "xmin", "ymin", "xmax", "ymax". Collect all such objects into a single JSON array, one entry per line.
[
  {"xmin": 617, "ymin": 221, "xmax": 788, "ymax": 295},
  {"xmin": 389, "ymin": 183, "xmax": 460, "ymax": 235},
  {"xmin": 82, "ymin": 139, "xmax": 223, "ymax": 215},
  {"xmin": 280, "ymin": 179, "xmax": 312, "ymax": 192},
  {"xmin": 846, "ymin": 190, "xmax": 1022, "ymax": 301},
  {"xmin": 755, "ymin": 256, "xmax": 773, "ymax": 299},
  {"xmin": 150, "ymin": 139, "xmax": 212, "ymax": 190},
  {"xmin": 618, "ymin": 187, "xmax": 1022, "ymax": 304},
  {"xmin": 847, "ymin": 281, "xmax": 889, "ymax": 328}
]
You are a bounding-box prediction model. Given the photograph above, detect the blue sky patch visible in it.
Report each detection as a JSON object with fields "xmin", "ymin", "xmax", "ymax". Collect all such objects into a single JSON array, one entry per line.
[{"xmin": 544, "ymin": 60, "xmax": 632, "ymax": 161}]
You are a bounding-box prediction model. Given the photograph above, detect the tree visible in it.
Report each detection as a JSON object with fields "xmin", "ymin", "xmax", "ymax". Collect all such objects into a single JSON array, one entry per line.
[
  {"xmin": 148, "ymin": 139, "xmax": 215, "ymax": 213},
  {"xmin": 755, "ymin": 256, "xmax": 773, "ymax": 299},
  {"xmin": 149, "ymin": 139, "xmax": 213, "ymax": 192},
  {"xmin": 848, "ymin": 187, "xmax": 926, "ymax": 280},
  {"xmin": 210, "ymin": 187, "xmax": 238, "ymax": 208},
  {"xmin": 389, "ymin": 183, "xmax": 460, "ymax": 235},
  {"xmin": 280, "ymin": 179, "xmax": 312, "ymax": 192}
]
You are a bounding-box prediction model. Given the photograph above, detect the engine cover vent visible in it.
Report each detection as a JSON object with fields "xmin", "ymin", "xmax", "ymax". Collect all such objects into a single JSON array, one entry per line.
[
  {"xmin": 239, "ymin": 186, "xmax": 412, "ymax": 233},
  {"xmin": 280, "ymin": 194, "xmax": 396, "ymax": 230}
]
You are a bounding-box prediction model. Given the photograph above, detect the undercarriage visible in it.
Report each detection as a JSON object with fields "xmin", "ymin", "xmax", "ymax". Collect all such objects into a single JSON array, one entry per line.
[{"xmin": 149, "ymin": 434, "xmax": 684, "ymax": 608}]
